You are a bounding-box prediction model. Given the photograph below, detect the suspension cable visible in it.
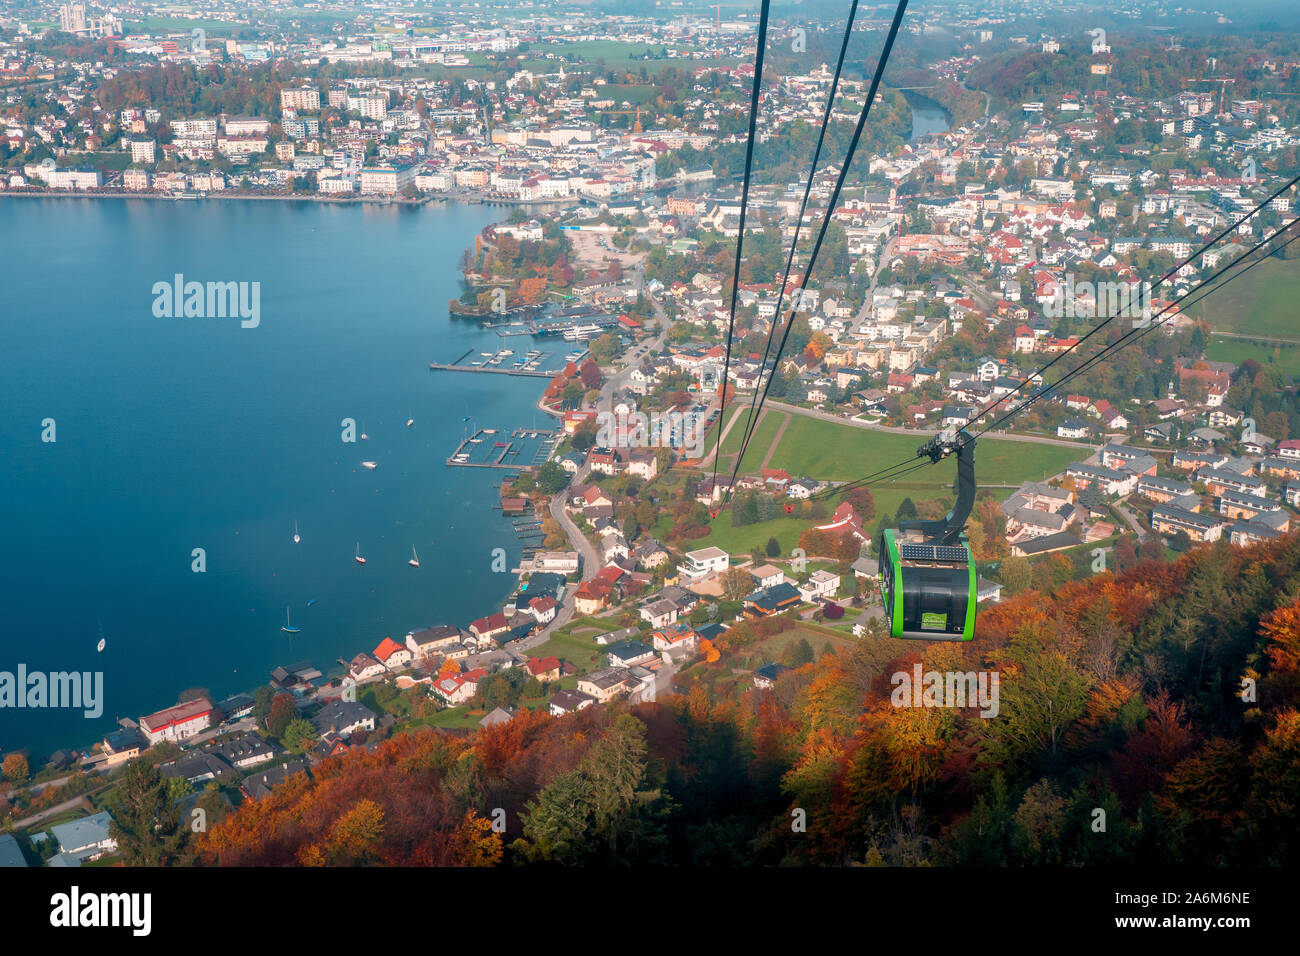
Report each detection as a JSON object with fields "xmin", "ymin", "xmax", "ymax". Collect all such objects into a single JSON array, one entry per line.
[
  {"xmin": 707, "ymin": 0, "xmax": 774, "ymax": 496},
  {"xmin": 725, "ymin": 0, "xmax": 912, "ymax": 493}
]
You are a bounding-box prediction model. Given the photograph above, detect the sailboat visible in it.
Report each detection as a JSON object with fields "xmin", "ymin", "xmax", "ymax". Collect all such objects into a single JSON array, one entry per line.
[
  {"xmin": 406, "ymin": 418, "xmax": 414, "ymax": 427},
  {"xmin": 409, "ymin": 546, "xmax": 420, "ymax": 569},
  {"xmin": 281, "ymin": 607, "xmax": 301, "ymax": 634},
  {"xmin": 293, "ymin": 520, "xmax": 301, "ymax": 544},
  {"xmin": 355, "ymin": 542, "xmax": 366, "ymax": 565}
]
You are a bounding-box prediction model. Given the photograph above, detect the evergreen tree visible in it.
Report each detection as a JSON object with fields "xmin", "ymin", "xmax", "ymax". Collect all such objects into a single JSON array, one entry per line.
[{"xmin": 110, "ymin": 760, "xmax": 185, "ymax": 866}]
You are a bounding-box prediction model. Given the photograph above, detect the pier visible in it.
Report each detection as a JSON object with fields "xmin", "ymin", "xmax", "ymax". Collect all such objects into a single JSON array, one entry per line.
[
  {"xmin": 429, "ymin": 362, "xmax": 552, "ymax": 378},
  {"xmin": 447, "ymin": 426, "xmax": 562, "ymax": 470}
]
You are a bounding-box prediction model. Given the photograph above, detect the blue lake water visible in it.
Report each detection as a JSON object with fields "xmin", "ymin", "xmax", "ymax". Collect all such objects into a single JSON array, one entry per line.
[
  {"xmin": 906, "ymin": 93, "xmax": 952, "ymax": 142},
  {"xmin": 0, "ymin": 197, "xmax": 551, "ymax": 756}
]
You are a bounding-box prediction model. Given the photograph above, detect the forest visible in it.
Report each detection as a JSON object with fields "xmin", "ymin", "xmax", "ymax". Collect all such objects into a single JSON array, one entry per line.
[{"xmin": 190, "ymin": 533, "xmax": 1300, "ymax": 867}]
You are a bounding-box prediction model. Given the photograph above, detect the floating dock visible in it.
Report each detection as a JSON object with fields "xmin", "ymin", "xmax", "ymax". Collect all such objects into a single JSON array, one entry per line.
[
  {"xmin": 447, "ymin": 426, "xmax": 563, "ymax": 469},
  {"xmin": 429, "ymin": 362, "xmax": 552, "ymax": 378}
]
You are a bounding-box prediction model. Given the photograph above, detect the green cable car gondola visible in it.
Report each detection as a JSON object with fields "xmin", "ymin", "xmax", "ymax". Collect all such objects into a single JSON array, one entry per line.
[{"xmin": 877, "ymin": 429, "xmax": 978, "ymax": 641}]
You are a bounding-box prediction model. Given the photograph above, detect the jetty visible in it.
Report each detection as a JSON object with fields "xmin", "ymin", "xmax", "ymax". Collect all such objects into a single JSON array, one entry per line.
[{"xmin": 430, "ymin": 362, "xmax": 552, "ymax": 378}]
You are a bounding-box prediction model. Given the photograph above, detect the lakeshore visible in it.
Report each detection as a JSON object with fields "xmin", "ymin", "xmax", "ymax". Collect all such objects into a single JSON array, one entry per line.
[{"xmin": 0, "ymin": 196, "xmax": 566, "ymax": 758}]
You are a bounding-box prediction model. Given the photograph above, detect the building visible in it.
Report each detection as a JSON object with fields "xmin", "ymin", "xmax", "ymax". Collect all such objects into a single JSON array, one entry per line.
[
  {"xmin": 549, "ymin": 688, "xmax": 597, "ymax": 715},
  {"xmin": 45, "ymin": 168, "xmax": 102, "ymax": 190},
  {"xmin": 679, "ymin": 546, "xmax": 729, "ymax": 580},
  {"xmin": 527, "ymin": 656, "xmax": 562, "ymax": 682},
  {"xmin": 49, "ymin": 812, "xmax": 117, "ymax": 864},
  {"xmin": 577, "ymin": 666, "xmax": 635, "ymax": 703},
  {"xmin": 639, "ymin": 598, "xmax": 679, "ymax": 628},
  {"xmin": 139, "ymin": 698, "xmax": 214, "ymax": 745},
  {"xmin": 797, "ymin": 569, "xmax": 841, "ymax": 602},
  {"xmin": 310, "ymin": 700, "xmax": 376, "ymax": 738},
  {"xmin": 360, "ymin": 163, "xmax": 416, "ymax": 195},
  {"xmin": 127, "ymin": 139, "xmax": 156, "ymax": 164},
  {"xmin": 406, "ymin": 624, "xmax": 463, "ymax": 658},
  {"xmin": 280, "ymin": 87, "xmax": 321, "ymax": 111},
  {"xmin": 607, "ymin": 639, "xmax": 657, "ymax": 668},
  {"xmin": 0, "ymin": 833, "xmax": 26, "ymax": 868},
  {"xmin": 100, "ymin": 728, "xmax": 144, "ymax": 767},
  {"xmin": 373, "ymin": 637, "xmax": 413, "ymax": 670},
  {"xmin": 1150, "ymin": 504, "xmax": 1224, "ymax": 543},
  {"xmin": 744, "ymin": 582, "xmax": 803, "ymax": 619}
]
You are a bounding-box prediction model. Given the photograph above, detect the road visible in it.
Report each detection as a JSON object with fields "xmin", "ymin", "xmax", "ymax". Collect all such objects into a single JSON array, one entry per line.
[
  {"xmin": 1113, "ymin": 498, "xmax": 1150, "ymax": 542},
  {"xmin": 532, "ymin": 275, "xmax": 670, "ymax": 638},
  {"xmin": 12, "ymin": 794, "xmax": 94, "ymax": 831}
]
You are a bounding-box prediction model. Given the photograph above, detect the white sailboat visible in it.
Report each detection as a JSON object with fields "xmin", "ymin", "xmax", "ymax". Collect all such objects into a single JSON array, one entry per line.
[
  {"xmin": 293, "ymin": 520, "xmax": 300, "ymax": 544},
  {"xmin": 409, "ymin": 546, "xmax": 420, "ymax": 569},
  {"xmin": 355, "ymin": 542, "xmax": 366, "ymax": 565}
]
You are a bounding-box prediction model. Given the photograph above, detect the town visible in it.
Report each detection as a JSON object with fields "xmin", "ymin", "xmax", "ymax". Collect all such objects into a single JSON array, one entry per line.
[{"xmin": 2, "ymin": 0, "xmax": 1300, "ymax": 875}]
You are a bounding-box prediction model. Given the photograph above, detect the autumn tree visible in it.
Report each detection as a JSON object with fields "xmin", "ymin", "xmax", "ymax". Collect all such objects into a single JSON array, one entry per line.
[
  {"xmin": 267, "ymin": 692, "xmax": 297, "ymax": 739},
  {"xmin": 579, "ymin": 359, "xmax": 602, "ymax": 389},
  {"xmin": 1, "ymin": 753, "xmax": 28, "ymax": 783}
]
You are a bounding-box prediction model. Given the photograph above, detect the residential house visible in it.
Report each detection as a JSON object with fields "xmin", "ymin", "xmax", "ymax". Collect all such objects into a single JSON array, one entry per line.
[
  {"xmin": 549, "ymin": 688, "xmax": 597, "ymax": 715},
  {"xmin": 373, "ymin": 637, "xmax": 413, "ymax": 671}
]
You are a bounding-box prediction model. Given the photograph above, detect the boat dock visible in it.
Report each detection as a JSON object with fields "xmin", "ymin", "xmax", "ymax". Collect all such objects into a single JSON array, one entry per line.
[
  {"xmin": 447, "ymin": 426, "xmax": 563, "ymax": 470},
  {"xmin": 429, "ymin": 362, "xmax": 552, "ymax": 378}
]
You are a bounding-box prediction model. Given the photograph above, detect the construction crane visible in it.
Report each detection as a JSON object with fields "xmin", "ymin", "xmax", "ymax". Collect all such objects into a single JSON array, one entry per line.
[{"xmin": 600, "ymin": 105, "xmax": 645, "ymax": 133}]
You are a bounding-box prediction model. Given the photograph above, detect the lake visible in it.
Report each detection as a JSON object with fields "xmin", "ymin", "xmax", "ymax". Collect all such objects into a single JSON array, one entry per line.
[{"xmin": 0, "ymin": 196, "xmax": 551, "ymax": 756}]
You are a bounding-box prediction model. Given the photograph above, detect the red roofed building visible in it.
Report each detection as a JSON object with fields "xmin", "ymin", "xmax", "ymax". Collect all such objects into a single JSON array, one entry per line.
[
  {"xmin": 528, "ymin": 596, "xmax": 557, "ymax": 624},
  {"xmin": 815, "ymin": 502, "xmax": 868, "ymax": 542},
  {"xmin": 564, "ymin": 410, "xmax": 597, "ymax": 434},
  {"xmin": 470, "ymin": 612, "xmax": 511, "ymax": 642},
  {"xmin": 373, "ymin": 637, "xmax": 413, "ymax": 670},
  {"xmin": 140, "ymin": 698, "xmax": 214, "ymax": 745},
  {"xmin": 527, "ymin": 655, "xmax": 562, "ymax": 681},
  {"xmin": 595, "ymin": 565, "xmax": 624, "ymax": 587},
  {"xmin": 574, "ymin": 580, "xmax": 613, "ymax": 614},
  {"xmin": 1178, "ymin": 365, "xmax": 1231, "ymax": 406},
  {"xmin": 433, "ymin": 667, "xmax": 488, "ymax": 705}
]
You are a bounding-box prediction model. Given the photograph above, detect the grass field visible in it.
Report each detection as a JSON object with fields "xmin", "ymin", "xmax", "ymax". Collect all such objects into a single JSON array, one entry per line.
[
  {"xmin": 678, "ymin": 408, "xmax": 1080, "ymax": 551},
  {"xmin": 755, "ymin": 413, "xmax": 1081, "ymax": 484},
  {"xmin": 1186, "ymin": 255, "xmax": 1300, "ymax": 341},
  {"xmin": 1205, "ymin": 336, "xmax": 1300, "ymax": 378}
]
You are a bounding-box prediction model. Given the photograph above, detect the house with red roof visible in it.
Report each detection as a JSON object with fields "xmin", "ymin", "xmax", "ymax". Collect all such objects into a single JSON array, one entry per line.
[
  {"xmin": 469, "ymin": 612, "xmax": 511, "ymax": 644},
  {"xmin": 528, "ymin": 595, "xmax": 557, "ymax": 624},
  {"xmin": 373, "ymin": 637, "xmax": 413, "ymax": 670},
  {"xmin": 432, "ymin": 668, "xmax": 488, "ymax": 705},
  {"xmin": 140, "ymin": 698, "xmax": 214, "ymax": 745},
  {"xmin": 574, "ymin": 580, "xmax": 613, "ymax": 614},
  {"xmin": 527, "ymin": 656, "xmax": 562, "ymax": 681}
]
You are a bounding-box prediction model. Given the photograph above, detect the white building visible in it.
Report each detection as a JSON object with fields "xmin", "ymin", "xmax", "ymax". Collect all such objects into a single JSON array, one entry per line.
[{"xmin": 679, "ymin": 546, "xmax": 729, "ymax": 580}]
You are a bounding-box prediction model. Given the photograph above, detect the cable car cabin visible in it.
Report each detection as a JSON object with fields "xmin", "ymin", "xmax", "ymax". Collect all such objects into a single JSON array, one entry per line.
[
  {"xmin": 877, "ymin": 528, "xmax": 975, "ymax": 641},
  {"xmin": 874, "ymin": 427, "xmax": 979, "ymax": 641}
]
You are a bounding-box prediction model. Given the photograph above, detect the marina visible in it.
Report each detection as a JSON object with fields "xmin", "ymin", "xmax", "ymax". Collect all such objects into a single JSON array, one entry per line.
[{"xmin": 446, "ymin": 426, "xmax": 563, "ymax": 469}]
